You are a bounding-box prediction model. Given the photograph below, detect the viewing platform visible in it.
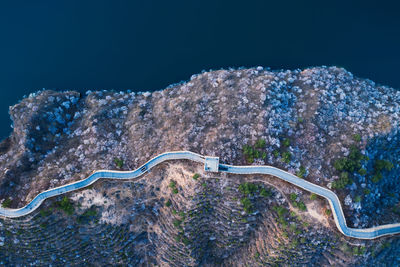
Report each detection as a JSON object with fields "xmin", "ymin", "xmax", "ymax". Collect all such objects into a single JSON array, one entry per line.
[{"xmin": 204, "ymin": 156, "xmax": 219, "ymax": 172}]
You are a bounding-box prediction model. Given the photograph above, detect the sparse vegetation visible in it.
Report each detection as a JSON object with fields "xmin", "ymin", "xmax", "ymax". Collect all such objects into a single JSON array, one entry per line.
[
  {"xmin": 260, "ymin": 188, "xmax": 272, "ymax": 197},
  {"xmin": 239, "ymin": 182, "xmax": 258, "ymax": 195},
  {"xmin": 242, "ymin": 139, "xmax": 267, "ymax": 163},
  {"xmin": 56, "ymin": 196, "xmax": 74, "ymax": 215},
  {"xmin": 77, "ymin": 207, "xmax": 98, "ymax": 224},
  {"xmin": 310, "ymin": 193, "xmax": 317, "ymax": 200},
  {"xmin": 332, "ymin": 171, "xmax": 351, "ymax": 189},
  {"xmin": 169, "ymin": 180, "xmax": 179, "ymax": 194},
  {"xmin": 240, "ymin": 197, "xmax": 253, "ymax": 213},
  {"xmin": 371, "ymin": 159, "xmax": 394, "ymax": 183}
]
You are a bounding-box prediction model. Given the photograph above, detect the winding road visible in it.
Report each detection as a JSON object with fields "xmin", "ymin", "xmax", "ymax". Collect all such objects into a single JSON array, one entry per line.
[{"xmin": 1, "ymin": 151, "xmax": 399, "ymax": 239}]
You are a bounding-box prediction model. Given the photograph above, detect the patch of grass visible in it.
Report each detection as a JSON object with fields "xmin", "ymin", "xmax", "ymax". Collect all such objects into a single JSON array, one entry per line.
[
  {"xmin": 192, "ymin": 173, "xmax": 200, "ymax": 180},
  {"xmin": 289, "ymin": 193, "xmax": 297, "ymax": 202},
  {"xmin": 310, "ymin": 193, "xmax": 317, "ymax": 200},
  {"xmin": 354, "ymin": 195, "xmax": 362, "ymax": 203},
  {"xmin": 273, "ymin": 150, "xmax": 280, "ymax": 158}
]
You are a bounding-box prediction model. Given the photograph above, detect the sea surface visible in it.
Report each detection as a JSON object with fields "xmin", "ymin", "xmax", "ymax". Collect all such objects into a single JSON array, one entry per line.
[{"xmin": 0, "ymin": 0, "xmax": 399, "ymax": 140}]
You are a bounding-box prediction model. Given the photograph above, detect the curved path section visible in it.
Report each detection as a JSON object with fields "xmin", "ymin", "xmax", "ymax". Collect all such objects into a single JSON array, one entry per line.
[{"xmin": 0, "ymin": 151, "xmax": 399, "ymax": 239}]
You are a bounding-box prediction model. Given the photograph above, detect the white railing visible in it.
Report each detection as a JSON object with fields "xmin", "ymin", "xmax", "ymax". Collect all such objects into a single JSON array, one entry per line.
[{"xmin": 1, "ymin": 151, "xmax": 399, "ymax": 239}]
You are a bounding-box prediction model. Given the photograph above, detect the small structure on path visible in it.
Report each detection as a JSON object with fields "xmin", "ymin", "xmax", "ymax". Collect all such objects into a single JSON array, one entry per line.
[{"xmin": 204, "ymin": 156, "xmax": 219, "ymax": 172}]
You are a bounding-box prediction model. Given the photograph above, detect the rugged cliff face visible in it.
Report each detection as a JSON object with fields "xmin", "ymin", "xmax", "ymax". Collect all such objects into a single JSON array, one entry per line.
[{"xmin": 0, "ymin": 66, "xmax": 400, "ymax": 265}]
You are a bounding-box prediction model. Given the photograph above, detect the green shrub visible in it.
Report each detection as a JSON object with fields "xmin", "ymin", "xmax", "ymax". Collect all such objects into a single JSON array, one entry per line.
[
  {"xmin": 243, "ymin": 144, "xmax": 256, "ymax": 163},
  {"xmin": 40, "ymin": 209, "xmax": 52, "ymax": 217},
  {"xmin": 239, "ymin": 182, "xmax": 258, "ymax": 195},
  {"xmin": 262, "ymin": 152, "xmax": 267, "ymax": 159},
  {"xmin": 358, "ymin": 168, "xmax": 367, "ymax": 176},
  {"xmin": 255, "ymin": 139, "xmax": 266, "ymax": 149},
  {"xmin": 113, "ymin": 158, "xmax": 124, "ymax": 168},
  {"xmin": 192, "ymin": 173, "xmax": 200, "ymax": 180},
  {"xmin": 310, "ymin": 193, "xmax": 317, "ymax": 200},
  {"xmin": 297, "ymin": 201, "xmax": 307, "ymax": 211},
  {"xmin": 363, "ymin": 188, "xmax": 371, "ymax": 195},
  {"xmin": 371, "ymin": 172, "xmax": 383, "ymax": 183},
  {"xmin": 354, "ymin": 195, "xmax": 362, "ymax": 202},
  {"xmin": 296, "ymin": 166, "xmax": 306, "ymax": 178},
  {"xmin": 282, "ymin": 138, "xmax": 290, "ymax": 147},
  {"xmin": 56, "ymin": 196, "xmax": 74, "ymax": 215},
  {"xmin": 1, "ymin": 198, "xmax": 12, "ymax": 208},
  {"xmin": 332, "ymin": 172, "xmax": 351, "ymax": 189},
  {"xmin": 169, "ymin": 180, "xmax": 176, "ymax": 189},
  {"xmin": 274, "ymin": 206, "xmax": 288, "ymax": 218},
  {"xmin": 260, "ymin": 188, "xmax": 271, "ymax": 197},
  {"xmin": 282, "ymin": 151, "xmax": 291, "ymax": 164},
  {"xmin": 273, "ymin": 150, "xmax": 280, "ymax": 158},
  {"xmin": 173, "ymin": 219, "xmax": 182, "ymax": 228},
  {"xmin": 289, "ymin": 193, "xmax": 297, "ymax": 202},
  {"xmin": 353, "ymin": 134, "xmax": 361, "ymax": 142},
  {"xmin": 374, "ymin": 160, "xmax": 394, "ymax": 172},
  {"xmin": 325, "ymin": 209, "xmax": 332, "ymax": 216},
  {"xmin": 240, "ymin": 197, "xmax": 253, "ymax": 213},
  {"xmin": 77, "ymin": 208, "xmax": 97, "ymax": 223},
  {"xmin": 165, "ymin": 199, "xmax": 172, "ymax": 207}
]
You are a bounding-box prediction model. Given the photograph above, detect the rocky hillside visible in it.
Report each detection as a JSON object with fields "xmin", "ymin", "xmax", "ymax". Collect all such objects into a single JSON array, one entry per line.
[{"xmin": 0, "ymin": 66, "xmax": 399, "ymax": 265}]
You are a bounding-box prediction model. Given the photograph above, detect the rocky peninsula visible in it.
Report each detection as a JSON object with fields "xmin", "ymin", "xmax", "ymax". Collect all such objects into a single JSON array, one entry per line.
[{"xmin": 0, "ymin": 66, "xmax": 399, "ymax": 266}]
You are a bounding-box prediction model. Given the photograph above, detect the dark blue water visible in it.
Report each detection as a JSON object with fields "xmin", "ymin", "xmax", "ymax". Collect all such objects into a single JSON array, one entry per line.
[{"xmin": 0, "ymin": 0, "xmax": 399, "ymax": 140}]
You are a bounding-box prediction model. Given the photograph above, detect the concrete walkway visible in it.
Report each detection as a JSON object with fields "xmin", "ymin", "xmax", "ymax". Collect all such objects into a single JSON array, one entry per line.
[{"xmin": 0, "ymin": 151, "xmax": 399, "ymax": 239}]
